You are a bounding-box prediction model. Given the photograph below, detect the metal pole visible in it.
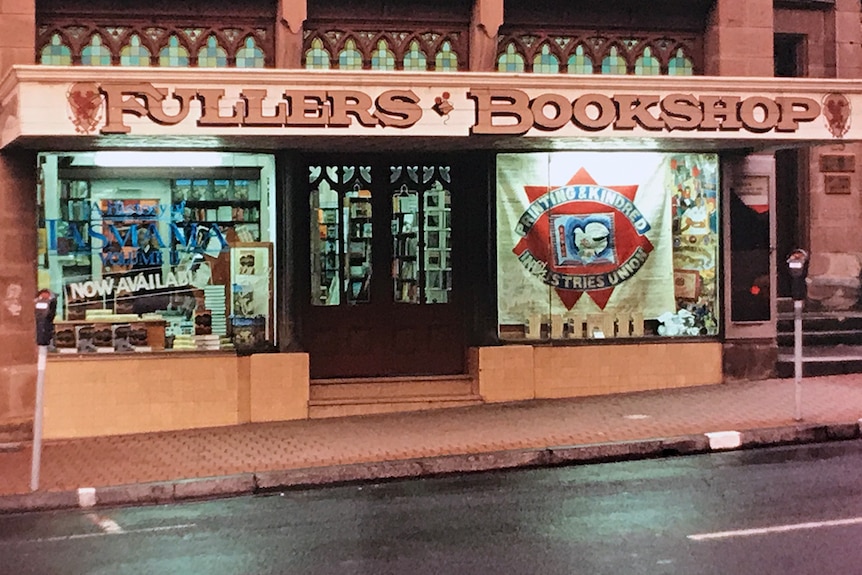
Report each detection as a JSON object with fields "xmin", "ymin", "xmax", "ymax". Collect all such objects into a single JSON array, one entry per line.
[
  {"xmin": 794, "ymin": 299, "xmax": 803, "ymax": 422},
  {"xmin": 30, "ymin": 345, "xmax": 48, "ymax": 492}
]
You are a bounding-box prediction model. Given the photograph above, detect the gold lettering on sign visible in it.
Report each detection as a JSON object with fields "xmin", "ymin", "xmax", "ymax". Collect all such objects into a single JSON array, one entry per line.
[
  {"xmin": 468, "ymin": 89, "xmax": 823, "ymax": 135},
  {"xmin": 819, "ymin": 154, "xmax": 856, "ymax": 173},
  {"xmin": 94, "ymin": 82, "xmax": 829, "ymax": 136}
]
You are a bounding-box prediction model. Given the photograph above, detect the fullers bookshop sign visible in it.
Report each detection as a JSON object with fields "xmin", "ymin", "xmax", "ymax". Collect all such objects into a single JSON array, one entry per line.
[
  {"xmin": 2, "ymin": 68, "xmax": 859, "ymax": 144},
  {"xmin": 75, "ymin": 82, "xmax": 845, "ymax": 139}
]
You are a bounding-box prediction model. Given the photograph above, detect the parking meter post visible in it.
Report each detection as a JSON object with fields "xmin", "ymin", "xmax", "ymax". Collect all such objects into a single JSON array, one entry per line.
[
  {"xmin": 793, "ymin": 299, "xmax": 803, "ymax": 422},
  {"xmin": 30, "ymin": 345, "xmax": 48, "ymax": 492},
  {"xmin": 31, "ymin": 290, "xmax": 56, "ymax": 492},
  {"xmin": 786, "ymin": 249, "xmax": 809, "ymax": 423}
]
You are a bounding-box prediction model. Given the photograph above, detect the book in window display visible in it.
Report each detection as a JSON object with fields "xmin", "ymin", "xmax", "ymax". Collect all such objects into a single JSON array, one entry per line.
[
  {"xmin": 129, "ymin": 323, "xmax": 151, "ymax": 351},
  {"xmin": 173, "ymin": 179, "xmax": 192, "ymax": 202},
  {"xmin": 426, "ymin": 211, "xmax": 441, "ymax": 230},
  {"xmin": 212, "ymin": 179, "xmax": 230, "ymax": 200},
  {"xmin": 75, "ymin": 324, "xmax": 97, "ymax": 353},
  {"xmin": 54, "ymin": 325, "xmax": 77, "ymax": 353},
  {"xmin": 350, "ymin": 199, "xmax": 372, "ymax": 219},
  {"xmin": 92, "ymin": 325, "xmax": 114, "ymax": 352},
  {"xmin": 190, "ymin": 179, "xmax": 210, "ymax": 200},
  {"xmin": 426, "ymin": 231, "xmax": 440, "ymax": 250},
  {"xmin": 230, "ymin": 242, "xmax": 273, "ymax": 348},
  {"xmin": 426, "ymin": 250, "xmax": 442, "ymax": 269},
  {"xmin": 112, "ymin": 323, "xmax": 134, "ymax": 352}
]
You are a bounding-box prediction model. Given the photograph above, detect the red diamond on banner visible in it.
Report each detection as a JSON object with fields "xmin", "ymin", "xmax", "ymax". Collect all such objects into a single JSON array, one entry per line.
[{"xmin": 513, "ymin": 167, "xmax": 655, "ymax": 310}]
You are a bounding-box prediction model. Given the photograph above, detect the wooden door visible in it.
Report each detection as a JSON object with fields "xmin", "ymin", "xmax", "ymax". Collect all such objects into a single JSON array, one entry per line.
[{"xmin": 301, "ymin": 156, "xmax": 466, "ymax": 379}]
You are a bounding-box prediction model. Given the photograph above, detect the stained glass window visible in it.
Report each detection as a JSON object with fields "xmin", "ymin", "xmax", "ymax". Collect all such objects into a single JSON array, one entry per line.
[
  {"xmin": 305, "ymin": 38, "xmax": 331, "ymax": 69},
  {"xmin": 81, "ymin": 34, "xmax": 112, "ymax": 66},
  {"xmin": 236, "ymin": 36, "xmax": 265, "ymax": 68},
  {"xmin": 435, "ymin": 41, "xmax": 458, "ymax": 71},
  {"xmin": 40, "ymin": 34, "xmax": 72, "ymax": 65},
  {"xmin": 371, "ymin": 39, "xmax": 396, "ymax": 70},
  {"xmin": 159, "ymin": 35, "xmax": 190, "ymax": 67},
  {"xmin": 404, "ymin": 40, "xmax": 427, "ymax": 71},
  {"xmin": 567, "ymin": 45, "xmax": 593, "ymax": 74},
  {"xmin": 533, "ymin": 44, "xmax": 559, "ymax": 74},
  {"xmin": 338, "ymin": 39, "xmax": 363, "ymax": 70},
  {"xmin": 198, "ymin": 35, "xmax": 228, "ymax": 68},
  {"xmin": 601, "ymin": 46, "xmax": 627, "ymax": 75},
  {"xmin": 635, "ymin": 46, "xmax": 661, "ymax": 75},
  {"xmin": 120, "ymin": 34, "xmax": 151, "ymax": 66},
  {"xmin": 668, "ymin": 48, "xmax": 694, "ymax": 76},
  {"xmin": 497, "ymin": 43, "xmax": 525, "ymax": 73}
]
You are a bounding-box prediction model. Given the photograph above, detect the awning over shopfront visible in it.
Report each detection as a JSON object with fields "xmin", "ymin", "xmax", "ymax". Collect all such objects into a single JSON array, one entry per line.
[{"xmin": 1, "ymin": 65, "xmax": 860, "ymax": 152}]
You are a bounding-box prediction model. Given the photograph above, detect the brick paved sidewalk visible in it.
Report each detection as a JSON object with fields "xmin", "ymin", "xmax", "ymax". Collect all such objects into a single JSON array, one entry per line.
[{"xmin": 2, "ymin": 375, "xmax": 862, "ymax": 506}]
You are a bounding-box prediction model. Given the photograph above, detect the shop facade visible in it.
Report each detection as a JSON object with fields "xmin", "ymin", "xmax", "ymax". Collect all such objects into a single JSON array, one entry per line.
[{"xmin": 2, "ymin": 0, "xmax": 861, "ymax": 440}]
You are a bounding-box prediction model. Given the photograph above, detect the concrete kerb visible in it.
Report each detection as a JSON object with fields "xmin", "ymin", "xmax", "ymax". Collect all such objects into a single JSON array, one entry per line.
[
  {"xmin": 1, "ymin": 421, "xmax": 860, "ymax": 514},
  {"xmin": 0, "ymin": 474, "xmax": 258, "ymax": 514},
  {"xmin": 738, "ymin": 421, "xmax": 861, "ymax": 448}
]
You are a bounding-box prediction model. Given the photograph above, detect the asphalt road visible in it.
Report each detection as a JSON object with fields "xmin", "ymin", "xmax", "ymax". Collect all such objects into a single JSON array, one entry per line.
[{"xmin": 2, "ymin": 440, "xmax": 862, "ymax": 575}]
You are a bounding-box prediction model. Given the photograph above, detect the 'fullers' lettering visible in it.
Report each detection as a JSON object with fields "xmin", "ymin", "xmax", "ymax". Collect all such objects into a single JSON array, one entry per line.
[{"xmin": 101, "ymin": 83, "xmax": 423, "ymax": 134}]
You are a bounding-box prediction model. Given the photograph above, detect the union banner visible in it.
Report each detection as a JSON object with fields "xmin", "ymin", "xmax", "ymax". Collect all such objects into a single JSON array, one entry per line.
[{"xmin": 496, "ymin": 152, "xmax": 677, "ymax": 326}]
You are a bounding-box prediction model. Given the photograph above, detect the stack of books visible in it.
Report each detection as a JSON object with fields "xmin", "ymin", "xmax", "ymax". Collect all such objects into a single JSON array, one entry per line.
[
  {"xmin": 203, "ymin": 285, "xmax": 228, "ymax": 336},
  {"xmin": 194, "ymin": 334, "xmax": 221, "ymax": 351},
  {"xmin": 172, "ymin": 334, "xmax": 196, "ymax": 351},
  {"xmin": 219, "ymin": 335, "xmax": 235, "ymax": 351}
]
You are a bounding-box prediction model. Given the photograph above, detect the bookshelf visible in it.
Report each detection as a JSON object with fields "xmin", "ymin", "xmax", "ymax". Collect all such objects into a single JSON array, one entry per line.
[
  {"xmin": 392, "ymin": 191, "xmax": 420, "ymax": 303},
  {"xmin": 172, "ymin": 179, "xmax": 261, "ymax": 243},
  {"xmin": 423, "ymin": 187, "xmax": 452, "ymax": 304},
  {"xmin": 345, "ymin": 193, "xmax": 372, "ymax": 303},
  {"xmin": 56, "ymin": 179, "xmax": 93, "ymax": 282}
]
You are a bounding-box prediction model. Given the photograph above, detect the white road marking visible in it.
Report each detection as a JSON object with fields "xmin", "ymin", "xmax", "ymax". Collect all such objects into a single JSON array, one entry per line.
[
  {"xmin": 87, "ymin": 513, "xmax": 124, "ymax": 534},
  {"xmin": 689, "ymin": 517, "xmax": 862, "ymax": 541},
  {"xmin": 1, "ymin": 523, "xmax": 197, "ymax": 545}
]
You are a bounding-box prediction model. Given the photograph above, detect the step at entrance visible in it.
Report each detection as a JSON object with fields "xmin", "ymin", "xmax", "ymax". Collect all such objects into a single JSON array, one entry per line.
[
  {"xmin": 776, "ymin": 298, "xmax": 862, "ymax": 377},
  {"xmin": 308, "ymin": 374, "xmax": 482, "ymax": 419}
]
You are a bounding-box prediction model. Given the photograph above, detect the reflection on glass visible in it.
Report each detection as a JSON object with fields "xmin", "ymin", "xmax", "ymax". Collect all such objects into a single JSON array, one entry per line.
[
  {"xmin": 729, "ymin": 188, "xmax": 770, "ymax": 322},
  {"xmin": 423, "ymin": 183, "xmax": 452, "ymax": 304},
  {"xmin": 344, "ymin": 186, "xmax": 372, "ymax": 304},
  {"xmin": 392, "ymin": 186, "xmax": 420, "ymax": 303},
  {"xmin": 390, "ymin": 181, "xmax": 453, "ymax": 305},
  {"xmin": 310, "ymin": 183, "xmax": 340, "ymax": 306}
]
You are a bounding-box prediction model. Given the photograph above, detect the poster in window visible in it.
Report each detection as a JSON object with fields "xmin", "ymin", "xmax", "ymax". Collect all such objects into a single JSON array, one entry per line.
[
  {"xmin": 230, "ymin": 242, "xmax": 273, "ymax": 341},
  {"xmin": 97, "ymin": 198, "xmax": 162, "ymax": 274}
]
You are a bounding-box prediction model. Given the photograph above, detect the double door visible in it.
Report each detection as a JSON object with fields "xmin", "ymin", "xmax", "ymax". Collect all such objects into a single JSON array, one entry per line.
[{"xmin": 301, "ymin": 156, "xmax": 467, "ymax": 379}]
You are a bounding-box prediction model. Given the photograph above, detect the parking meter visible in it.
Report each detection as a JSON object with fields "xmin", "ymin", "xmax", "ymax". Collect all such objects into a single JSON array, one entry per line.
[
  {"xmin": 786, "ymin": 249, "xmax": 809, "ymax": 301},
  {"xmin": 34, "ymin": 289, "xmax": 57, "ymax": 346},
  {"xmin": 786, "ymin": 249, "xmax": 809, "ymax": 422}
]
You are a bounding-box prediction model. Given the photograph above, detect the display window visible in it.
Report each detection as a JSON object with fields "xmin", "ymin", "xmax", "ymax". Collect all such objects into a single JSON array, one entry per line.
[
  {"xmin": 496, "ymin": 151, "xmax": 720, "ymax": 341},
  {"xmin": 37, "ymin": 151, "xmax": 276, "ymax": 353}
]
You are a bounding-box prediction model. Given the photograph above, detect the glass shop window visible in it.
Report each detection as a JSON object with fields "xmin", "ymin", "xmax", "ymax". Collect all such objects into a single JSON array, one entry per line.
[
  {"xmin": 36, "ymin": 151, "xmax": 277, "ymax": 354},
  {"xmin": 309, "ymin": 166, "xmax": 373, "ymax": 307},
  {"xmin": 391, "ymin": 183, "xmax": 452, "ymax": 304},
  {"xmin": 495, "ymin": 151, "xmax": 720, "ymax": 341}
]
